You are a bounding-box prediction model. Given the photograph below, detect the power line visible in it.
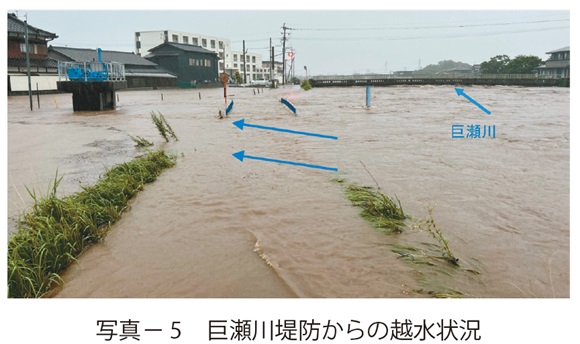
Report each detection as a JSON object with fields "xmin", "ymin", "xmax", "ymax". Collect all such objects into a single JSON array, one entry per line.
[
  {"xmin": 290, "ymin": 18, "xmax": 569, "ymax": 32},
  {"xmin": 291, "ymin": 25, "xmax": 569, "ymax": 41}
]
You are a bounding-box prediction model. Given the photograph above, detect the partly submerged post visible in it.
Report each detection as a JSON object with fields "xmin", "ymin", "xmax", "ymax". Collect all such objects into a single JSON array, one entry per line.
[
  {"xmin": 366, "ymin": 85, "xmax": 371, "ymax": 108},
  {"xmin": 56, "ymin": 48, "xmax": 127, "ymax": 111},
  {"xmin": 220, "ymin": 72, "xmax": 229, "ymax": 105},
  {"xmin": 281, "ymin": 98, "xmax": 297, "ymax": 115}
]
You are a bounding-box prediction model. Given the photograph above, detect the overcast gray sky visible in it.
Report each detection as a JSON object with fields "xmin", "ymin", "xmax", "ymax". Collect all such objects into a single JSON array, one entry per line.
[{"xmin": 6, "ymin": 6, "xmax": 571, "ymax": 75}]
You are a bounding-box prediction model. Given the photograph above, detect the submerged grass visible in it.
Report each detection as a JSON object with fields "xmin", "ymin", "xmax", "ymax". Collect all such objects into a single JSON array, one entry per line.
[
  {"xmin": 344, "ymin": 185, "xmax": 406, "ymax": 233},
  {"xmin": 338, "ymin": 180, "xmax": 477, "ymax": 297},
  {"xmin": 7, "ymin": 150, "xmax": 176, "ymax": 298}
]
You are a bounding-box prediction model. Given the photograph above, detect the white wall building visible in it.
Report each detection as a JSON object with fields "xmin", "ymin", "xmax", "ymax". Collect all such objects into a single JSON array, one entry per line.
[{"xmin": 135, "ymin": 29, "xmax": 273, "ymax": 83}]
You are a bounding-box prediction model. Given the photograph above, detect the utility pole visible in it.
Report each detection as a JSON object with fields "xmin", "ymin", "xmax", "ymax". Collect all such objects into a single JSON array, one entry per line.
[
  {"xmin": 242, "ymin": 40, "xmax": 247, "ymax": 84},
  {"xmin": 271, "ymin": 46, "xmax": 275, "ymax": 87},
  {"xmin": 269, "ymin": 38, "xmax": 272, "ymax": 82},
  {"xmin": 281, "ymin": 23, "xmax": 288, "ymax": 85},
  {"xmin": 25, "ymin": 14, "xmax": 33, "ymax": 111}
]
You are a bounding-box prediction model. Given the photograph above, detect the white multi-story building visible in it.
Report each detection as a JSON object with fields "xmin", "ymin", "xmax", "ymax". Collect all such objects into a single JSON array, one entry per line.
[
  {"xmin": 229, "ymin": 50, "xmax": 263, "ymax": 83},
  {"xmin": 135, "ymin": 29, "xmax": 271, "ymax": 83}
]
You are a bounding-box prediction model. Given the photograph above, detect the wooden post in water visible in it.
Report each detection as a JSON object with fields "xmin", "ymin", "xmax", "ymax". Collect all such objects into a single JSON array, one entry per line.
[{"xmin": 220, "ymin": 72, "xmax": 229, "ymax": 105}]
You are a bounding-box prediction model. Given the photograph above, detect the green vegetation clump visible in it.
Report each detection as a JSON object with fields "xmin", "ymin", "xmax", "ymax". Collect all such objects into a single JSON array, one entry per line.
[
  {"xmin": 345, "ymin": 185, "xmax": 406, "ymax": 233},
  {"xmin": 338, "ymin": 180, "xmax": 476, "ymax": 297},
  {"xmin": 556, "ymin": 78, "xmax": 570, "ymax": 87},
  {"xmin": 151, "ymin": 111, "xmax": 178, "ymax": 142},
  {"xmin": 480, "ymin": 54, "xmax": 543, "ymax": 74},
  {"xmin": 300, "ymin": 79, "xmax": 312, "ymax": 90},
  {"xmin": 129, "ymin": 135, "xmax": 154, "ymax": 147},
  {"xmin": 7, "ymin": 150, "xmax": 176, "ymax": 298}
]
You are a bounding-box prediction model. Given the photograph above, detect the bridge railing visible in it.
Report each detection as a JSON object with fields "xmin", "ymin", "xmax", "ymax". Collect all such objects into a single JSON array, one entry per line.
[
  {"xmin": 58, "ymin": 61, "xmax": 126, "ymax": 82},
  {"xmin": 311, "ymin": 73, "xmax": 560, "ymax": 81}
]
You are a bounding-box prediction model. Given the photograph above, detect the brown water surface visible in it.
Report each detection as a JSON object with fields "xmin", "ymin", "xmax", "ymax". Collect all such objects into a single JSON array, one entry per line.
[{"xmin": 7, "ymin": 85, "xmax": 569, "ymax": 297}]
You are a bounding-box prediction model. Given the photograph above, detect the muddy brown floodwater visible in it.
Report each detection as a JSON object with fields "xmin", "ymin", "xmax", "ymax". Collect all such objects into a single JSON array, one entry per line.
[{"xmin": 7, "ymin": 85, "xmax": 569, "ymax": 298}]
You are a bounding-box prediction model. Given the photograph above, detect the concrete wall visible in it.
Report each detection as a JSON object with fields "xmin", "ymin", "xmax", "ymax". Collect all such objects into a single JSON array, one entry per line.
[{"xmin": 9, "ymin": 75, "xmax": 59, "ymax": 92}]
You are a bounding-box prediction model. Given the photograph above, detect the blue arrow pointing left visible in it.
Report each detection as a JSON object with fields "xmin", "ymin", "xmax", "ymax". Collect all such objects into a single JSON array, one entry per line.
[
  {"xmin": 233, "ymin": 119, "xmax": 338, "ymax": 140},
  {"xmin": 233, "ymin": 150, "xmax": 338, "ymax": 172}
]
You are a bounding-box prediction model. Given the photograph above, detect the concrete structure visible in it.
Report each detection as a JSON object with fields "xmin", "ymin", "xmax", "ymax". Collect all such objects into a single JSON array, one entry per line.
[
  {"xmin": 310, "ymin": 74, "xmax": 566, "ymax": 87},
  {"xmin": 57, "ymin": 80, "xmax": 127, "ymax": 111},
  {"xmin": 49, "ymin": 46, "xmax": 176, "ymax": 89},
  {"xmin": 55, "ymin": 48, "xmax": 128, "ymax": 111},
  {"xmin": 135, "ymin": 29, "xmax": 269, "ymax": 83},
  {"xmin": 538, "ymin": 46, "xmax": 570, "ymax": 78},
  {"xmin": 7, "ymin": 12, "xmax": 58, "ymax": 94},
  {"xmin": 145, "ymin": 42, "xmax": 219, "ymax": 87}
]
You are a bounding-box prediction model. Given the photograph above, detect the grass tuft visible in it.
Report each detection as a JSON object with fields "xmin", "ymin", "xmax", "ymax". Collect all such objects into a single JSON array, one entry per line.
[
  {"xmin": 129, "ymin": 135, "xmax": 154, "ymax": 147},
  {"xmin": 151, "ymin": 111, "xmax": 178, "ymax": 142},
  {"xmin": 7, "ymin": 150, "xmax": 176, "ymax": 298},
  {"xmin": 413, "ymin": 208, "xmax": 459, "ymax": 266},
  {"xmin": 344, "ymin": 185, "xmax": 406, "ymax": 233},
  {"xmin": 339, "ymin": 181, "xmax": 472, "ymax": 297}
]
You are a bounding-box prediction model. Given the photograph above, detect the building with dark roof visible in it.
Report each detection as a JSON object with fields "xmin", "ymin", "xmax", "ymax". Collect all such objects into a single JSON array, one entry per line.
[
  {"xmin": 436, "ymin": 65, "xmax": 476, "ymax": 75},
  {"xmin": 7, "ymin": 13, "xmax": 59, "ymax": 94},
  {"xmin": 135, "ymin": 29, "xmax": 265, "ymax": 83},
  {"xmin": 538, "ymin": 46, "xmax": 570, "ymax": 78},
  {"xmin": 145, "ymin": 42, "xmax": 219, "ymax": 87},
  {"xmin": 49, "ymin": 46, "xmax": 177, "ymax": 89}
]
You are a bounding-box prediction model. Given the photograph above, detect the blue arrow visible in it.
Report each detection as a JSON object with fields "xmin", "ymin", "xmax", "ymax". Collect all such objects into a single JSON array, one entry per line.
[
  {"xmin": 233, "ymin": 150, "xmax": 338, "ymax": 172},
  {"xmin": 233, "ymin": 119, "xmax": 338, "ymax": 140},
  {"xmin": 455, "ymin": 88, "xmax": 491, "ymax": 115}
]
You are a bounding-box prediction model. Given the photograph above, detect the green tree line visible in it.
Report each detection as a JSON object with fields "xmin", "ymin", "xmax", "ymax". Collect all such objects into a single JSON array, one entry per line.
[{"xmin": 479, "ymin": 54, "xmax": 544, "ymax": 74}]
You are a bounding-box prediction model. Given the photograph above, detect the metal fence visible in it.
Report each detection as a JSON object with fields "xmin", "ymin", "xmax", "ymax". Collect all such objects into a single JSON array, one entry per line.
[
  {"xmin": 58, "ymin": 61, "xmax": 126, "ymax": 82},
  {"xmin": 311, "ymin": 73, "xmax": 561, "ymax": 81}
]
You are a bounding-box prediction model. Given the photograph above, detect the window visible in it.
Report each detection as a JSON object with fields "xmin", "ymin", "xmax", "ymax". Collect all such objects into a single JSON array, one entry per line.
[
  {"xmin": 136, "ymin": 41, "xmax": 141, "ymax": 49},
  {"xmin": 219, "ymin": 41, "xmax": 224, "ymax": 49},
  {"xmin": 205, "ymin": 59, "xmax": 212, "ymax": 67},
  {"xmin": 252, "ymin": 56, "xmax": 256, "ymax": 63},
  {"xmin": 234, "ymin": 63, "xmax": 238, "ymax": 68},
  {"xmin": 219, "ymin": 52, "xmax": 224, "ymax": 59},
  {"xmin": 20, "ymin": 42, "xmax": 38, "ymax": 54},
  {"xmin": 172, "ymin": 34, "xmax": 179, "ymax": 43},
  {"xmin": 192, "ymin": 37, "xmax": 198, "ymax": 45},
  {"xmin": 189, "ymin": 58, "xmax": 194, "ymax": 66},
  {"xmin": 211, "ymin": 40, "xmax": 215, "ymax": 49},
  {"xmin": 233, "ymin": 54, "xmax": 238, "ymax": 62},
  {"xmin": 202, "ymin": 39, "xmax": 207, "ymax": 47},
  {"xmin": 246, "ymin": 55, "xmax": 250, "ymax": 62},
  {"xmin": 183, "ymin": 36, "xmax": 189, "ymax": 44}
]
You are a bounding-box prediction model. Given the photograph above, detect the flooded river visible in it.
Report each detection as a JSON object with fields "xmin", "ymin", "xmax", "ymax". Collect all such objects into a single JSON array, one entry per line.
[{"xmin": 6, "ymin": 85, "xmax": 569, "ymax": 298}]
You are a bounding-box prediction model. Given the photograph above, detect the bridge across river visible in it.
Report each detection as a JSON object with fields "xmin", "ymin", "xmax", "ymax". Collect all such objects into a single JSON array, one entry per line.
[{"xmin": 309, "ymin": 74, "xmax": 569, "ymax": 87}]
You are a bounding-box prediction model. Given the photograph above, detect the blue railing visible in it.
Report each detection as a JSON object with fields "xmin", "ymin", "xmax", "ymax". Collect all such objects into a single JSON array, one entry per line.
[{"xmin": 58, "ymin": 61, "xmax": 125, "ymax": 82}]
